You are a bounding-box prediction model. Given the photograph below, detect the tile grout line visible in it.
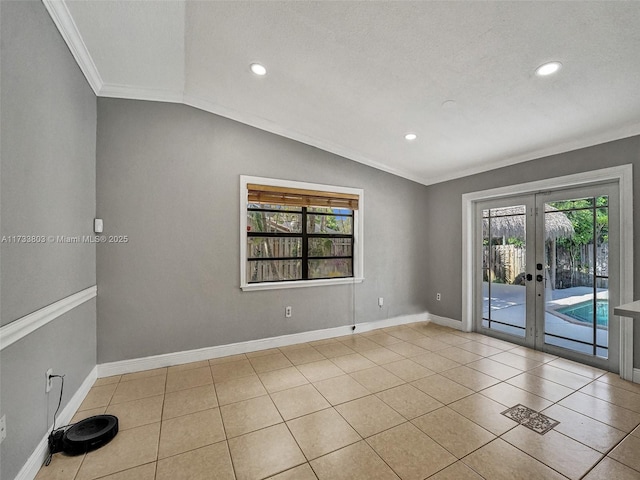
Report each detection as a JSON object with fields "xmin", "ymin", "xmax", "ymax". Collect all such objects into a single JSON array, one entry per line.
[
  {"xmin": 281, "ymin": 335, "xmax": 428, "ymax": 478},
  {"xmin": 410, "ymin": 405, "xmax": 497, "ymax": 470},
  {"xmin": 573, "ymin": 374, "xmax": 640, "ymax": 477},
  {"xmin": 134, "ymin": 372, "xmax": 165, "ymax": 480},
  {"xmin": 579, "ymin": 428, "xmax": 640, "ymax": 479},
  {"xmin": 248, "ymin": 355, "xmax": 310, "ymax": 479},
  {"xmin": 413, "ymin": 347, "xmax": 600, "ymax": 477},
  {"xmin": 151, "ymin": 369, "xmax": 168, "ymax": 480},
  {"xmin": 72, "ymin": 372, "xmax": 123, "ymax": 480},
  {"xmin": 492, "ymin": 371, "xmax": 640, "ymax": 478},
  {"xmin": 159, "ymin": 366, "xmax": 234, "ymax": 478},
  {"xmin": 424, "ymin": 331, "xmax": 638, "ymax": 477}
]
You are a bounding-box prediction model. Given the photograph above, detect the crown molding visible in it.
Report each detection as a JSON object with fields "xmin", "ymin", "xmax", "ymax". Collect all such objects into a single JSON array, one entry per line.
[
  {"xmin": 43, "ymin": 1, "xmax": 640, "ymax": 189},
  {"xmin": 42, "ymin": 0, "xmax": 428, "ymax": 187},
  {"xmin": 183, "ymin": 93, "xmax": 429, "ymax": 186},
  {"xmin": 42, "ymin": 0, "xmax": 103, "ymax": 95},
  {"xmin": 100, "ymin": 83, "xmax": 184, "ymax": 104},
  {"xmin": 423, "ymin": 124, "xmax": 640, "ymax": 186}
]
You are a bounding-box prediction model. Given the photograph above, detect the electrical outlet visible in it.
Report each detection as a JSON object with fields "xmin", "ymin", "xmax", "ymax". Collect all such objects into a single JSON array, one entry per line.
[
  {"xmin": 0, "ymin": 415, "xmax": 6, "ymax": 444},
  {"xmin": 46, "ymin": 368, "xmax": 54, "ymax": 393},
  {"xmin": 436, "ymin": 293, "xmax": 442, "ymax": 301},
  {"xmin": 378, "ymin": 297, "xmax": 384, "ymax": 307},
  {"xmin": 285, "ymin": 306, "xmax": 292, "ymax": 318}
]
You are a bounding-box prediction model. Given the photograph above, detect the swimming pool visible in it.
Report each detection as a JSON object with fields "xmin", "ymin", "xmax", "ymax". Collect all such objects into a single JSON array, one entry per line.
[{"xmin": 557, "ymin": 299, "xmax": 609, "ymax": 327}]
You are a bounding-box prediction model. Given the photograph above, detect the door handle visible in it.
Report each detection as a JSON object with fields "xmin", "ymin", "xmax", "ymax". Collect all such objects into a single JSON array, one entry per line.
[
  {"xmin": 536, "ymin": 274, "xmax": 543, "ymax": 282},
  {"xmin": 526, "ymin": 274, "xmax": 533, "ymax": 281}
]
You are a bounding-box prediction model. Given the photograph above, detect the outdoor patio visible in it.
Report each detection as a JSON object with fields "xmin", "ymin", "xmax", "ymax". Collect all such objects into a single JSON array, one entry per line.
[{"xmin": 482, "ymin": 283, "xmax": 609, "ymax": 356}]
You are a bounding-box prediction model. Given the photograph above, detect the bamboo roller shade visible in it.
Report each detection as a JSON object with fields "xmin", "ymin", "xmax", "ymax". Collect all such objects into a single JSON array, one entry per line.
[{"xmin": 248, "ymin": 184, "xmax": 359, "ymax": 210}]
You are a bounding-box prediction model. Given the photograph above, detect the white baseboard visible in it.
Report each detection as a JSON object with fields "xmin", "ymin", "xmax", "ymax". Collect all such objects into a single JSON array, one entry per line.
[
  {"xmin": 98, "ymin": 312, "xmax": 430, "ymax": 378},
  {"xmin": 354, "ymin": 312, "xmax": 430, "ymax": 333},
  {"xmin": 426, "ymin": 313, "xmax": 464, "ymax": 331},
  {"xmin": 15, "ymin": 366, "xmax": 98, "ymax": 480},
  {"xmin": 633, "ymin": 368, "xmax": 640, "ymax": 384}
]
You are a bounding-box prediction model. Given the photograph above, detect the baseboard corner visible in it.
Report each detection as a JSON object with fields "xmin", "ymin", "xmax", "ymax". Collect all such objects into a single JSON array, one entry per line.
[
  {"xmin": 14, "ymin": 365, "xmax": 97, "ymax": 480},
  {"xmin": 426, "ymin": 313, "xmax": 464, "ymax": 331}
]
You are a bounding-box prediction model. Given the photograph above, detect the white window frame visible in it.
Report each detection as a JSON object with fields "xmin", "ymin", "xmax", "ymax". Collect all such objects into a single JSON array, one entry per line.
[{"xmin": 240, "ymin": 175, "xmax": 364, "ymax": 291}]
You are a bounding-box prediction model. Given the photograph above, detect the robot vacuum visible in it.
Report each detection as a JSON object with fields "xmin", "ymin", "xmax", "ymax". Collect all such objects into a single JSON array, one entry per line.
[{"xmin": 58, "ymin": 415, "xmax": 119, "ymax": 455}]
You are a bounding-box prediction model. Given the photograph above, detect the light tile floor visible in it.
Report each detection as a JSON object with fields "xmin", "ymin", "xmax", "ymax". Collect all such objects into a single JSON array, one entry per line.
[{"xmin": 36, "ymin": 322, "xmax": 640, "ymax": 480}]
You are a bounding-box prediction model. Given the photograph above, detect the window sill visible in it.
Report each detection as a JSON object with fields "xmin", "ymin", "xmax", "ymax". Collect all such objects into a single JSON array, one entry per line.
[{"xmin": 241, "ymin": 277, "xmax": 364, "ymax": 292}]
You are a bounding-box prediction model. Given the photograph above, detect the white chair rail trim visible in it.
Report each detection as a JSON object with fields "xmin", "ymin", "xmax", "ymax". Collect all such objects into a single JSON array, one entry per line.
[{"xmin": 0, "ymin": 286, "xmax": 97, "ymax": 351}]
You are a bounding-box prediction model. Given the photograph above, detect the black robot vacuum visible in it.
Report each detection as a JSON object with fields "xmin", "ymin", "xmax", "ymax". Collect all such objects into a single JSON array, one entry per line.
[{"xmin": 50, "ymin": 415, "xmax": 119, "ymax": 456}]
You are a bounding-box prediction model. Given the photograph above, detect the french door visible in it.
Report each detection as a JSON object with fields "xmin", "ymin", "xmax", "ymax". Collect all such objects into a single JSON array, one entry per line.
[{"xmin": 475, "ymin": 183, "xmax": 620, "ymax": 371}]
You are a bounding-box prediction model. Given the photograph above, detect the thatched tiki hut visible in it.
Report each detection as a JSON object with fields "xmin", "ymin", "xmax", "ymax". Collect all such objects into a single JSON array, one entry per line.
[{"xmin": 482, "ymin": 205, "xmax": 574, "ymax": 287}]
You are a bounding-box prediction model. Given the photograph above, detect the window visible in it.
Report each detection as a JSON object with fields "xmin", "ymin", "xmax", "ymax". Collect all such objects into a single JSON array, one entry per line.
[{"xmin": 240, "ymin": 176, "xmax": 364, "ymax": 291}]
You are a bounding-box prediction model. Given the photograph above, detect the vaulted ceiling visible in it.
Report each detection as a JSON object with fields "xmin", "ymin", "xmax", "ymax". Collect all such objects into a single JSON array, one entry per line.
[{"xmin": 47, "ymin": 1, "xmax": 640, "ymax": 185}]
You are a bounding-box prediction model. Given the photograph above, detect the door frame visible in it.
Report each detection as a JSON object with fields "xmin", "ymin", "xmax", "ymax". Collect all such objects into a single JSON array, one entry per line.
[{"xmin": 461, "ymin": 165, "xmax": 634, "ymax": 379}]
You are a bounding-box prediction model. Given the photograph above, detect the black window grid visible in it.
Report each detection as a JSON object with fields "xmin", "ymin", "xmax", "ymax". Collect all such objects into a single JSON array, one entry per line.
[{"xmin": 247, "ymin": 206, "xmax": 354, "ymax": 283}]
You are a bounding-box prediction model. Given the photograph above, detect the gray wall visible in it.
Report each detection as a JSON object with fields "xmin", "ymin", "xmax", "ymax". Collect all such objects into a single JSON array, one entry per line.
[
  {"xmin": 423, "ymin": 135, "xmax": 640, "ymax": 366},
  {"xmin": 0, "ymin": 2, "xmax": 97, "ymax": 479},
  {"xmin": 96, "ymin": 98, "xmax": 430, "ymax": 363},
  {"xmin": 1, "ymin": 1, "xmax": 97, "ymax": 323},
  {"xmin": 0, "ymin": 302, "xmax": 97, "ymax": 479}
]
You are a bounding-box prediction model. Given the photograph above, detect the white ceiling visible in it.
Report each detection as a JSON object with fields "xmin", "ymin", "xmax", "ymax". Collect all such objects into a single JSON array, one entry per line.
[{"xmin": 48, "ymin": 1, "xmax": 640, "ymax": 185}]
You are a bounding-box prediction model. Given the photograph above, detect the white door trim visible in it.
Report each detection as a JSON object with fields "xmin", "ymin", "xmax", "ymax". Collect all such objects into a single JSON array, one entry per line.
[{"xmin": 461, "ymin": 165, "xmax": 634, "ymax": 378}]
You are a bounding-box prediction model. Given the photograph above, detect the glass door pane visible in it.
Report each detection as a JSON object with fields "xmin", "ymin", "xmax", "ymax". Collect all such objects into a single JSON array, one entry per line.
[
  {"xmin": 542, "ymin": 196, "xmax": 610, "ymax": 357},
  {"xmin": 481, "ymin": 205, "xmax": 528, "ymax": 337}
]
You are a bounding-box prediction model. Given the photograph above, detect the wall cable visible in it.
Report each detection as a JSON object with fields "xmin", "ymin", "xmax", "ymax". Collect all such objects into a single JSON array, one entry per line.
[{"xmin": 44, "ymin": 374, "xmax": 65, "ymax": 466}]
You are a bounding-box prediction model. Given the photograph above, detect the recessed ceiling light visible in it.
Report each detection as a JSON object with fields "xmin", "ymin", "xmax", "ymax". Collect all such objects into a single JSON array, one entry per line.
[
  {"xmin": 404, "ymin": 133, "xmax": 417, "ymax": 141},
  {"xmin": 535, "ymin": 61, "xmax": 562, "ymax": 77},
  {"xmin": 250, "ymin": 63, "xmax": 267, "ymax": 76}
]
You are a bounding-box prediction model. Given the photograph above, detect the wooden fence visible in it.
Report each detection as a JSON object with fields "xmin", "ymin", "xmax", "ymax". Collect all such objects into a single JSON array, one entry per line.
[
  {"xmin": 484, "ymin": 245, "xmax": 527, "ymax": 284},
  {"xmin": 485, "ymin": 243, "xmax": 608, "ymax": 287},
  {"xmin": 247, "ymin": 237, "xmax": 351, "ymax": 283}
]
